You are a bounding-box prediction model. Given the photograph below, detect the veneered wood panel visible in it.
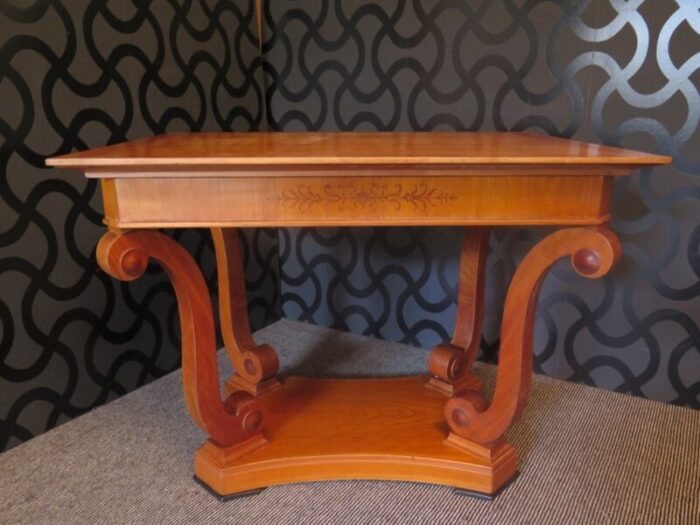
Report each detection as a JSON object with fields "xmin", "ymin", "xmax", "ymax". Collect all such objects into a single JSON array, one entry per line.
[
  {"xmin": 84, "ymin": 165, "xmax": 635, "ymax": 179},
  {"xmin": 103, "ymin": 175, "xmax": 611, "ymax": 227},
  {"xmin": 48, "ymin": 132, "xmax": 672, "ymax": 172},
  {"xmin": 194, "ymin": 376, "xmax": 518, "ymax": 495}
]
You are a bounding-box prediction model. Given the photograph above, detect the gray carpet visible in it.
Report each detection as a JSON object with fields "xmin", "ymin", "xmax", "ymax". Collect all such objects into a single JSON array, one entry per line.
[{"xmin": 1, "ymin": 319, "xmax": 698, "ymax": 524}]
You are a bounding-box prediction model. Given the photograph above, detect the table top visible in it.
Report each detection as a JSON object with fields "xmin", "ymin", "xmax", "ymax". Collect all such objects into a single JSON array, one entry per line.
[
  {"xmin": 45, "ymin": 132, "xmax": 671, "ymax": 228},
  {"xmin": 46, "ymin": 132, "xmax": 671, "ymax": 172}
]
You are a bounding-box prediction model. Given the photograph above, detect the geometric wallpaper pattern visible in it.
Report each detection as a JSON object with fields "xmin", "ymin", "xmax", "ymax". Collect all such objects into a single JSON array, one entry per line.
[
  {"xmin": 263, "ymin": 0, "xmax": 699, "ymax": 407},
  {"xmin": 0, "ymin": 0, "xmax": 277, "ymax": 451},
  {"xmin": 1, "ymin": 0, "xmax": 697, "ymax": 453}
]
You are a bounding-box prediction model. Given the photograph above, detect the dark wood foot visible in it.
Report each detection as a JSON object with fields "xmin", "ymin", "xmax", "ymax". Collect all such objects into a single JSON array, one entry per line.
[{"xmin": 194, "ymin": 476, "xmax": 267, "ymax": 501}]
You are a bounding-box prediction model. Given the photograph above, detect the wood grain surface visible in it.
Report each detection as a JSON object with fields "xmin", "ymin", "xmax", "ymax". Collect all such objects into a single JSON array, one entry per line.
[
  {"xmin": 427, "ymin": 227, "xmax": 490, "ymax": 396},
  {"xmin": 46, "ymin": 132, "xmax": 671, "ymax": 498},
  {"xmin": 96, "ymin": 230, "xmax": 268, "ymax": 450},
  {"xmin": 445, "ymin": 226, "xmax": 621, "ymax": 445},
  {"xmin": 211, "ymin": 227, "xmax": 281, "ymax": 397},
  {"xmin": 98, "ymin": 175, "xmax": 615, "ymax": 228},
  {"xmin": 195, "ymin": 376, "xmax": 518, "ymax": 496},
  {"xmin": 46, "ymin": 131, "xmax": 671, "ymax": 172}
]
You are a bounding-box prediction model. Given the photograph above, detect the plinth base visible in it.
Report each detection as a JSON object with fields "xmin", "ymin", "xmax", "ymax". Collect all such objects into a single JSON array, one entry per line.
[{"xmin": 195, "ymin": 376, "xmax": 518, "ymax": 497}]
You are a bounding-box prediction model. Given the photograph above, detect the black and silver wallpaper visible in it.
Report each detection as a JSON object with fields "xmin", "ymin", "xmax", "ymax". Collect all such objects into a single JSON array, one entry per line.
[
  {"xmin": 0, "ymin": 0, "xmax": 277, "ymax": 451},
  {"xmin": 262, "ymin": 1, "xmax": 699, "ymax": 407},
  {"xmin": 1, "ymin": 0, "xmax": 698, "ymax": 453}
]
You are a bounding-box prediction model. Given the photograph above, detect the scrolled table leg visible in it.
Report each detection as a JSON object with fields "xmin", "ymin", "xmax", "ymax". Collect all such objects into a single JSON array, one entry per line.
[
  {"xmin": 97, "ymin": 230, "xmax": 267, "ymax": 450},
  {"xmin": 211, "ymin": 228, "xmax": 280, "ymax": 397},
  {"xmin": 427, "ymin": 227, "xmax": 490, "ymax": 395},
  {"xmin": 445, "ymin": 226, "xmax": 621, "ymax": 449}
]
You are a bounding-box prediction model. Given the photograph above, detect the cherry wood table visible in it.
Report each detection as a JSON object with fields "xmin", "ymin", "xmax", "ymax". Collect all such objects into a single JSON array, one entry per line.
[{"xmin": 47, "ymin": 132, "xmax": 670, "ymax": 499}]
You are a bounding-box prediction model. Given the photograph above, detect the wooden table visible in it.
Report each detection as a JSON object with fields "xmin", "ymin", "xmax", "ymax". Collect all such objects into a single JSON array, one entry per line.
[{"xmin": 47, "ymin": 132, "xmax": 669, "ymax": 499}]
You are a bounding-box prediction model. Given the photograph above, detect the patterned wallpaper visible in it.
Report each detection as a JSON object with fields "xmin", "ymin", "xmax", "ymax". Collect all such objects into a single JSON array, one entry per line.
[
  {"xmin": 262, "ymin": 1, "xmax": 699, "ymax": 406},
  {"xmin": 1, "ymin": 0, "xmax": 697, "ymax": 453},
  {"xmin": 0, "ymin": 1, "xmax": 277, "ymax": 451}
]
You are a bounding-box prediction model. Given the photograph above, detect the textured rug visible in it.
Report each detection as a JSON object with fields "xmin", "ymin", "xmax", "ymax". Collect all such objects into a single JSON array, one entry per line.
[{"xmin": 0, "ymin": 319, "xmax": 698, "ymax": 524}]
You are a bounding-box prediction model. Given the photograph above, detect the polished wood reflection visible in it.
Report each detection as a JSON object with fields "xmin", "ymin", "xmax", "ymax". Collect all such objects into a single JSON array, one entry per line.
[
  {"xmin": 46, "ymin": 131, "xmax": 669, "ymax": 171},
  {"xmin": 47, "ymin": 132, "xmax": 669, "ymax": 499}
]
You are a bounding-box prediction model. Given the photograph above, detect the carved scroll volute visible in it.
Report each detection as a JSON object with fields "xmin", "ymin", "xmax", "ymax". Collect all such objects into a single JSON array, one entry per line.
[
  {"xmin": 445, "ymin": 226, "xmax": 621, "ymax": 445},
  {"xmin": 97, "ymin": 230, "xmax": 265, "ymax": 447},
  {"xmin": 211, "ymin": 228, "xmax": 280, "ymax": 395},
  {"xmin": 428, "ymin": 227, "xmax": 490, "ymax": 394}
]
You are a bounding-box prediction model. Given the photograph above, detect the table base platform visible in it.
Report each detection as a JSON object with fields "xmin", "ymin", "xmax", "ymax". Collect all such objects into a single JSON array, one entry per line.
[{"xmin": 194, "ymin": 376, "xmax": 518, "ymax": 497}]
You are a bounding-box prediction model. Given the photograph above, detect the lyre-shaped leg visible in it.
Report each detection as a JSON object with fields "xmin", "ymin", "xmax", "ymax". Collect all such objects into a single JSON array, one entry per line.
[
  {"xmin": 97, "ymin": 230, "xmax": 268, "ymax": 452},
  {"xmin": 427, "ymin": 227, "xmax": 490, "ymax": 395},
  {"xmin": 211, "ymin": 228, "xmax": 281, "ymax": 397},
  {"xmin": 445, "ymin": 226, "xmax": 620, "ymax": 456}
]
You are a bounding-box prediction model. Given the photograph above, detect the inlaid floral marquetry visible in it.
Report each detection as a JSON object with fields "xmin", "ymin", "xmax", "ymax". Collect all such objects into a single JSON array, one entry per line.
[{"xmin": 273, "ymin": 182, "xmax": 458, "ymax": 212}]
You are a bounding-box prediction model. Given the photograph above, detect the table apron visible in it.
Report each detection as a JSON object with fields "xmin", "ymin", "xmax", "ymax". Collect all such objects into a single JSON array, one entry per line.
[{"xmin": 101, "ymin": 175, "xmax": 613, "ymax": 228}]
